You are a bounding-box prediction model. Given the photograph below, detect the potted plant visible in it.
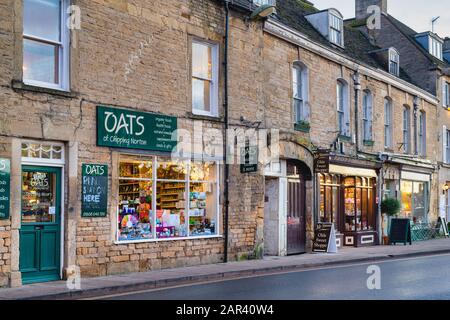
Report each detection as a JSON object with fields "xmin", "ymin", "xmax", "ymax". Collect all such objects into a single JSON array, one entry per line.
[{"xmin": 381, "ymin": 198, "xmax": 401, "ymax": 244}]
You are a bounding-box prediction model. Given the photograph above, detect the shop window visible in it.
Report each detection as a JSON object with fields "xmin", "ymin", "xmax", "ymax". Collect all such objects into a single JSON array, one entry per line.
[
  {"xmin": 319, "ymin": 174, "xmax": 340, "ymax": 231},
  {"xmin": 400, "ymin": 180, "xmax": 428, "ymax": 224},
  {"xmin": 343, "ymin": 176, "xmax": 374, "ymax": 232},
  {"xmin": 191, "ymin": 40, "xmax": 219, "ymax": 117},
  {"xmin": 23, "ymin": 0, "xmax": 70, "ymax": 90},
  {"xmin": 117, "ymin": 156, "xmax": 219, "ymax": 242}
]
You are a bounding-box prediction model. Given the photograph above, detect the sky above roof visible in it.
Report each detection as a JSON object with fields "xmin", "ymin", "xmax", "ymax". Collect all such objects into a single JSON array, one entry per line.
[{"xmin": 310, "ymin": 0, "xmax": 450, "ymax": 38}]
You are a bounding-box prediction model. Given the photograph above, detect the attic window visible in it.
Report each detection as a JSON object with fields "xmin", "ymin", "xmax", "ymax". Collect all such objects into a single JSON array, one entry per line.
[
  {"xmin": 389, "ymin": 49, "xmax": 400, "ymax": 77},
  {"xmin": 430, "ymin": 36, "xmax": 443, "ymax": 60},
  {"xmin": 329, "ymin": 13, "xmax": 343, "ymax": 46},
  {"xmin": 253, "ymin": 0, "xmax": 276, "ymax": 6}
]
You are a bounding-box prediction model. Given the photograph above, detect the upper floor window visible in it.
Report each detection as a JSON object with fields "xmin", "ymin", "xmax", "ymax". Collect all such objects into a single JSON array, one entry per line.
[
  {"xmin": 329, "ymin": 13, "xmax": 344, "ymax": 47},
  {"xmin": 430, "ymin": 36, "xmax": 443, "ymax": 60},
  {"xmin": 389, "ymin": 49, "xmax": 400, "ymax": 77},
  {"xmin": 337, "ymin": 80, "xmax": 350, "ymax": 137},
  {"xmin": 23, "ymin": 0, "xmax": 70, "ymax": 91},
  {"xmin": 384, "ymin": 98, "xmax": 393, "ymax": 149},
  {"xmin": 443, "ymin": 81, "xmax": 450, "ymax": 108},
  {"xmin": 362, "ymin": 90, "xmax": 373, "ymax": 142},
  {"xmin": 402, "ymin": 106, "xmax": 411, "ymax": 153},
  {"xmin": 292, "ymin": 61, "xmax": 309, "ymax": 124},
  {"xmin": 418, "ymin": 111, "xmax": 426, "ymax": 156},
  {"xmin": 443, "ymin": 126, "xmax": 450, "ymax": 164},
  {"xmin": 253, "ymin": 0, "xmax": 276, "ymax": 5},
  {"xmin": 191, "ymin": 40, "xmax": 219, "ymax": 117}
]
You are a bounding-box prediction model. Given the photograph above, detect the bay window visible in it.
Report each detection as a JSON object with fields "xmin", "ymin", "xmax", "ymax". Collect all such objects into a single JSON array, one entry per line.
[
  {"xmin": 191, "ymin": 40, "xmax": 219, "ymax": 117},
  {"xmin": 23, "ymin": 0, "xmax": 69, "ymax": 90},
  {"xmin": 117, "ymin": 155, "xmax": 220, "ymax": 242}
]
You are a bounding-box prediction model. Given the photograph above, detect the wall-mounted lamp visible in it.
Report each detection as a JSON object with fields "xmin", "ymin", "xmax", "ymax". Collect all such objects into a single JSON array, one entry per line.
[
  {"xmin": 443, "ymin": 184, "xmax": 449, "ymax": 191},
  {"xmin": 249, "ymin": 4, "xmax": 277, "ymax": 21}
]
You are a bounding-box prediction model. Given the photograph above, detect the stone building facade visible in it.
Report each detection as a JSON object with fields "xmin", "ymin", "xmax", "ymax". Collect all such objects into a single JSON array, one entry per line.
[{"xmin": 0, "ymin": 0, "xmax": 446, "ymax": 288}]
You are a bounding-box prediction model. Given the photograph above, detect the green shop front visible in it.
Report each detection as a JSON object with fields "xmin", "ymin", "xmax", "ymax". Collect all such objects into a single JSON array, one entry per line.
[{"xmin": 96, "ymin": 106, "xmax": 222, "ymax": 244}]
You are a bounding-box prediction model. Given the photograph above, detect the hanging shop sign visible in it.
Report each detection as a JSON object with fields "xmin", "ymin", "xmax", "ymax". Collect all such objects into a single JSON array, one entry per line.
[
  {"xmin": 389, "ymin": 218, "xmax": 412, "ymax": 245},
  {"xmin": 312, "ymin": 222, "xmax": 337, "ymax": 253},
  {"xmin": 240, "ymin": 145, "xmax": 258, "ymax": 173},
  {"xmin": 97, "ymin": 105, "xmax": 177, "ymax": 152},
  {"xmin": 82, "ymin": 164, "xmax": 108, "ymax": 218},
  {"xmin": 0, "ymin": 158, "xmax": 10, "ymax": 220},
  {"xmin": 314, "ymin": 149, "xmax": 330, "ymax": 174}
]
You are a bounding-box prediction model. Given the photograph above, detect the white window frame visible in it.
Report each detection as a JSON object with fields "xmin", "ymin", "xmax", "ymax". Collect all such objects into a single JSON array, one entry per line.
[
  {"xmin": 389, "ymin": 49, "xmax": 400, "ymax": 77},
  {"xmin": 429, "ymin": 36, "xmax": 443, "ymax": 60},
  {"xmin": 253, "ymin": 0, "xmax": 276, "ymax": 5},
  {"xmin": 21, "ymin": 140, "xmax": 65, "ymax": 165},
  {"xmin": 337, "ymin": 80, "xmax": 350, "ymax": 137},
  {"xmin": 403, "ymin": 106, "xmax": 411, "ymax": 153},
  {"xmin": 115, "ymin": 155, "xmax": 221, "ymax": 244},
  {"xmin": 329, "ymin": 13, "xmax": 344, "ymax": 47},
  {"xmin": 22, "ymin": 0, "xmax": 70, "ymax": 91},
  {"xmin": 443, "ymin": 81, "xmax": 450, "ymax": 108},
  {"xmin": 292, "ymin": 61, "xmax": 309, "ymax": 123},
  {"xmin": 384, "ymin": 98, "xmax": 393, "ymax": 149},
  {"xmin": 191, "ymin": 40, "xmax": 219, "ymax": 117},
  {"xmin": 362, "ymin": 90, "xmax": 373, "ymax": 142},
  {"xmin": 418, "ymin": 111, "xmax": 426, "ymax": 156}
]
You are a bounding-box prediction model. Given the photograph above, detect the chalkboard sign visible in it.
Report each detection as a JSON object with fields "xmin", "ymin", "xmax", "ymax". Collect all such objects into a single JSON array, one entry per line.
[
  {"xmin": 0, "ymin": 159, "xmax": 10, "ymax": 220},
  {"xmin": 82, "ymin": 164, "xmax": 108, "ymax": 218},
  {"xmin": 389, "ymin": 218, "xmax": 412, "ymax": 245},
  {"xmin": 313, "ymin": 223, "xmax": 337, "ymax": 253}
]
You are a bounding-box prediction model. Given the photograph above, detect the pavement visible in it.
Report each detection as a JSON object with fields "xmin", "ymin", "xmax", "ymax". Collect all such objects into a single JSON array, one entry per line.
[{"xmin": 1, "ymin": 238, "xmax": 450, "ymax": 300}]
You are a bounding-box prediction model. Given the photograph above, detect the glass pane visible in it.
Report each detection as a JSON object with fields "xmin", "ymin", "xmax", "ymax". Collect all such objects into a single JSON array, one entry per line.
[
  {"xmin": 23, "ymin": 38, "xmax": 59, "ymax": 84},
  {"xmin": 325, "ymin": 186, "xmax": 332, "ymax": 223},
  {"xmin": 22, "ymin": 171, "xmax": 57, "ymax": 223},
  {"xmin": 192, "ymin": 78, "xmax": 211, "ymax": 112},
  {"xmin": 118, "ymin": 180, "xmax": 154, "ymax": 241},
  {"xmin": 41, "ymin": 145, "xmax": 52, "ymax": 159},
  {"xmin": 189, "ymin": 182, "xmax": 217, "ymax": 236},
  {"xmin": 362, "ymin": 189, "xmax": 368, "ymax": 230},
  {"xmin": 356, "ymin": 188, "xmax": 362, "ymax": 231},
  {"xmin": 156, "ymin": 180, "xmax": 187, "ymax": 238},
  {"xmin": 401, "ymin": 180, "xmax": 413, "ymax": 219},
  {"xmin": 332, "ymin": 187, "xmax": 339, "ymax": 230},
  {"xmin": 157, "ymin": 158, "xmax": 187, "ymax": 180},
  {"xmin": 190, "ymin": 162, "xmax": 215, "ymax": 181},
  {"xmin": 52, "ymin": 146, "xmax": 62, "ymax": 159},
  {"xmin": 344, "ymin": 187, "xmax": 355, "ymax": 232},
  {"xmin": 413, "ymin": 182, "xmax": 426, "ymax": 224},
  {"xmin": 192, "ymin": 42, "xmax": 212, "ymax": 79},
  {"xmin": 319, "ymin": 186, "xmax": 325, "ymax": 223},
  {"xmin": 23, "ymin": 0, "xmax": 61, "ymax": 42},
  {"xmin": 119, "ymin": 157, "xmax": 153, "ymax": 179}
]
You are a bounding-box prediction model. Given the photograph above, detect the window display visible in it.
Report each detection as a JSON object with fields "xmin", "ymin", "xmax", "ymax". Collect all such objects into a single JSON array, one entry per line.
[
  {"xmin": 400, "ymin": 180, "xmax": 428, "ymax": 224},
  {"xmin": 117, "ymin": 155, "xmax": 219, "ymax": 242},
  {"xmin": 319, "ymin": 174, "xmax": 340, "ymax": 230}
]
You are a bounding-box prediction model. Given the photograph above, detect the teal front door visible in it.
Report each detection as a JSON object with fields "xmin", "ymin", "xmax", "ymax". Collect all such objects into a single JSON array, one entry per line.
[{"xmin": 20, "ymin": 166, "xmax": 61, "ymax": 284}]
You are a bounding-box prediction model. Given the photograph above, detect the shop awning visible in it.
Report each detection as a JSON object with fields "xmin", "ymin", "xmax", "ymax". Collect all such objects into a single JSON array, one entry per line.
[{"xmin": 329, "ymin": 164, "xmax": 377, "ymax": 178}]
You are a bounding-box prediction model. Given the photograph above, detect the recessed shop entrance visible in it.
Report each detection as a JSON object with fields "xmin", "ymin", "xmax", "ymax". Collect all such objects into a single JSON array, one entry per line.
[{"xmin": 20, "ymin": 166, "xmax": 62, "ymax": 284}]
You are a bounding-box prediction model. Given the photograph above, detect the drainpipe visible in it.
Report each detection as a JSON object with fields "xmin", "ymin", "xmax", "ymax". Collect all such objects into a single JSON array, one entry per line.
[
  {"xmin": 353, "ymin": 71, "xmax": 361, "ymax": 154},
  {"xmin": 413, "ymin": 96, "xmax": 419, "ymax": 156},
  {"xmin": 223, "ymin": 0, "xmax": 230, "ymax": 263}
]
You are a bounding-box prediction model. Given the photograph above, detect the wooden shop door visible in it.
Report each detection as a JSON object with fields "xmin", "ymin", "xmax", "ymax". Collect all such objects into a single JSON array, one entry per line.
[{"xmin": 287, "ymin": 162, "xmax": 306, "ymax": 255}]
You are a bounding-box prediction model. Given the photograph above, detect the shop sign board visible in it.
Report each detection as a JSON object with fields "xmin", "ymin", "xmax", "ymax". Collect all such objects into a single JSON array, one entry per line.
[
  {"xmin": 312, "ymin": 222, "xmax": 337, "ymax": 253},
  {"xmin": 240, "ymin": 145, "xmax": 258, "ymax": 173},
  {"xmin": 389, "ymin": 218, "xmax": 412, "ymax": 245},
  {"xmin": 314, "ymin": 149, "xmax": 330, "ymax": 174},
  {"xmin": 82, "ymin": 164, "xmax": 108, "ymax": 218},
  {"xmin": 0, "ymin": 158, "xmax": 10, "ymax": 220},
  {"xmin": 97, "ymin": 105, "xmax": 177, "ymax": 153}
]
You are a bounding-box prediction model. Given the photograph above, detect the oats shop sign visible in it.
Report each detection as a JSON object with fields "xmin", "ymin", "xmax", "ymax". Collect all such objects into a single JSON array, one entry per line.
[{"xmin": 97, "ymin": 106, "xmax": 177, "ymax": 152}]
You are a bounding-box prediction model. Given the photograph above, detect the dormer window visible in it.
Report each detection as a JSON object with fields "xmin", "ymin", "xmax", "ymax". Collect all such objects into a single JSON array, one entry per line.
[
  {"xmin": 253, "ymin": 0, "xmax": 276, "ymax": 6},
  {"xmin": 329, "ymin": 13, "xmax": 343, "ymax": 47},
  {"xmin": 305, "ymin": 9, "xmax": 344, "ymax": 48},
  {"xmin": 389, "ymin": 49, "xmax": 400, "ymax": 77},
  {"xmin": 415, "ymin": 32, "xmax": 443, "ymax": 61}
]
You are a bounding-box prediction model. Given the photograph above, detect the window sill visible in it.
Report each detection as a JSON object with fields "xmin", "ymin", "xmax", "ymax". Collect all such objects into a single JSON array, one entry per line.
[
  {"xmin": 114, "ymin": 234, "xmax": 224, "ymax": 245},
  {"xmin": 363, "ymin": 140, "xmax": 375, "ymax": 147},
  {"xmin": 294, "ymin": 122, "xmax": 311, "ymax": 133},
  {"xmin": 11, "ymin": 80, "xmax": 78, "ymax": 98},
  {"xmin": 338, "ymin": 135, "xmax": 352, "ymax": 142},
  {"xmin": 186, "ymin": 112, "xmax": 223, "ymax": 122}
]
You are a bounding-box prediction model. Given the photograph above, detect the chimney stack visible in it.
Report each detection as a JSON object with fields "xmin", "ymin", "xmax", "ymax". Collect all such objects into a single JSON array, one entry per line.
[{"xmin": 355, "ymin": 0, "xmax": 387, "ymax": 20}]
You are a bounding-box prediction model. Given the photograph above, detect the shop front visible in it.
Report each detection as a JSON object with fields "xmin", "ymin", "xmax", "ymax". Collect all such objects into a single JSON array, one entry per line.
[
  {"xmin": 318, "ymin": 163, "xmax": 379, "ymax": 247},
  {"xmin": 399, "ymin": 171, "xmax": 430, "ymax": 224}
]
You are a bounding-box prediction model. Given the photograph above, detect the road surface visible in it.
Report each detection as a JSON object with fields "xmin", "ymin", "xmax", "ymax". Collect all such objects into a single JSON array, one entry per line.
[{"xmin": 98, "ymin": 254, "xmax": 450, "ymax": 300}]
